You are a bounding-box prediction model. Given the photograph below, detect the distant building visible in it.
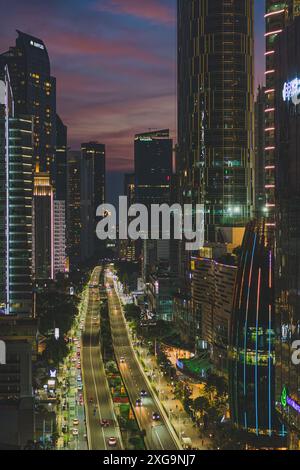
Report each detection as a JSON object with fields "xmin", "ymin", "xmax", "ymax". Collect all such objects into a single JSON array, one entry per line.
[
  {"xmin": 147, "ymin": 269, "xmax": 179, "ymax": 322},
  {"xmin": 0, "ymin": 66, "xmax": 33, "ymax": 315},
  {"xmin": 67, "ymin": 151, "xmax": 81, "ymax": 269},
  {"xmin": 81, "ymin": 142, "xmax": 106, "ymax": 261},
  {"xmin": 54, "ymin": 200, "xmax": 66, "ymax": 276},
  {"xmin": 134, "ymin": 129, "xmax": 172, "ymax": 280},
  {"xmin": 54, "ymin": 115, "xmax": 67, "ymax": 202},
  {"xmin": 33, "ymin": 171, "xmax": 54, "ymax": 280}
]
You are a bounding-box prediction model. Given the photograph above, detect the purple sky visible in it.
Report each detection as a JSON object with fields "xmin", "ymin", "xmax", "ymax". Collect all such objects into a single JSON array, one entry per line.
[{"xmin": 1, "ymin": 0, "xmax": 265, "ymax": 173}]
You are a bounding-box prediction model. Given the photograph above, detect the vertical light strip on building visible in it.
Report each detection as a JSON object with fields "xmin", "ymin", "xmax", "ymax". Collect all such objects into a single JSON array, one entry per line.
[{"xmin": 264, "ymin": 2, "xmax": 288, "ymax": 230}]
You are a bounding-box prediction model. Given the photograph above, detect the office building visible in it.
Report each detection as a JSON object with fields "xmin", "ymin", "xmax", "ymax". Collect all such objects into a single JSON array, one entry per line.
[
  {"xmin": 192, "ymin": 252, "xmax": 237, "ymax": 373},
  {"xmin": 53, "ymin": 200, "xmax": 66, "ymax": 276},
  {"xmin": 177, "ymin": 0, "xmax": 254, "ymax": 243},
  {"xmin": 0, "ymin": 66, "xmax": 33, "ymax": 316},
  {"xmin": 274, "ymin": 15, "xmax": 300, "ymax": 448},
  {"xmin": 33, "ymin": 170, "xmax": 54, "ymax": 280},
  {"xmin": 229, "ymin": 220, "xmax": 277, "ymax": 436},
  {"xmin": 67, "ymin": 151, "xmax": 81, "ymax": 270},
  {"xmin": 0, "ymin": 31, "xmax": 56, "ymax": 175},
  {"xmin": 54, "ymin": 115, "xmax": 67, "ymax": 202},
  {"xmin": 255, "ymin": 86, "xmax": 267, "ymax": 215},
  {"xmin": 81, "ymin": 142, "xmax": 106, "ymax": 258}
]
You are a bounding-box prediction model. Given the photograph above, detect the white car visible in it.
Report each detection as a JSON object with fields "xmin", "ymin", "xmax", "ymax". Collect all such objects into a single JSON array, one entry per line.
[
  {"xmin": 72, "ymin": 428, "xmax": 79, "ymax": 436},
  {"xmin": 73, "ymin": 419, "xmax": 79, "ymax": 426}
]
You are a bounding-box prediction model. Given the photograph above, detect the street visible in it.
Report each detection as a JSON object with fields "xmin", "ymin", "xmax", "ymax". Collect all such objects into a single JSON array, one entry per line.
[
  {"xmin": 105, "ymin": 270, "xmax": 181, "ymax": 451},
  {"xmin": 81, "ymin": 267, "xmax": 123, "ymax": 450}
]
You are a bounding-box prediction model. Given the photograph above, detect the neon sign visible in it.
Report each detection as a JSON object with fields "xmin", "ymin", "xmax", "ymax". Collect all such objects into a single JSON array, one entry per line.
[
  {"xmin": 30, "ymin": 40, "xmax": 44, "ymax": 50},
  {"xmin": 282, "ymin": 78, "xmax": 300, "ymax": 105},
  {"xmin": 281, "ymin": 386, "xmax": 300, "ymax": 414}
]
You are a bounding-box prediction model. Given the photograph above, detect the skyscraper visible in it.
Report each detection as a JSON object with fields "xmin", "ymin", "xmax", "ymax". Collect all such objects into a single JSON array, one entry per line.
[
  {"xmin": 274, "ymin": 14, "xmax": 300, "ymax": 447},
  {"xmin": 255, "ymin": 86, "xmax": 266, "ymax": 216},
  {"xmin": 81, "ymin": 142, "xmax": 106, "ymax": 261},
  {"xmin": 54, "ymin": 115, "xmax": 68, "ymax": 202},
  {"xmin": 134, "ymin": 130, "xmax": 172, "ymax": 279},
  {"xmin": 0, "ymin": 66, "xmax": 33, "ymax": 316},
  {"xmin": 67, "ymin": 151, "xmax": 81, "ymax": 270},
  {"xmin": 177, "ymin": 0, "xmax": 254, "ymax": 243},
  {"xmin": 0, "ymin": 31, "xmax": 56, "ymax": 175},
  {"xmin": 134, "ymin": 129, "xmax": 172, "ymax": 208},
  {"xmin": 33, "ymin": 171, "xmax": 54, "ymax": 280}
]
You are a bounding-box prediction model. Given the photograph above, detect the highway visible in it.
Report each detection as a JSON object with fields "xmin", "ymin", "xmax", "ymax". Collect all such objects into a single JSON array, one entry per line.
[
  {"xmin": 105, "ymin": 270, "xmax": 181, "ymax": 451},
  {"xmin": 81, "ymin": 267, "xmax": 123, "ymax": 450}
]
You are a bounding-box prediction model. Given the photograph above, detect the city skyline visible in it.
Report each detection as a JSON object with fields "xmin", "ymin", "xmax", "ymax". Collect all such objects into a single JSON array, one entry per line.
[{"xmin": 1, "ymin": 0, "xmax": 265, "ymax": 173}]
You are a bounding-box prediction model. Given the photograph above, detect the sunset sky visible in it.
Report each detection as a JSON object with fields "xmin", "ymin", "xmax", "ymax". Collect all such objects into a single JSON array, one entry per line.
[{"xmin": 1, "ymin": 0, "xmax": 265, "ymax": 177}]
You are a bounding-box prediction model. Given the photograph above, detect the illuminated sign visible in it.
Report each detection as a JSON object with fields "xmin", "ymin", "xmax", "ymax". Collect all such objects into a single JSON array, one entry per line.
[
  {"xmin": 282, "ymin": 78, "xmax": 300, "ymax": 105},
  {"xmin": 54, "ymin": 328, "xmax": 59, "ymax": 340},
  {"xmin": 281, "ymin": 387, "xmax": 300, "ymax": 414},
  {"xmin": 30, "ymin": 40, "xmax": 44, "ymax": 50}
]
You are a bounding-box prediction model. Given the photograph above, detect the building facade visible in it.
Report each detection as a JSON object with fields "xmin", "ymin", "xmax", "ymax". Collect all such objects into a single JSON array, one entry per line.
[
  {"xmin": 0, "ymin": 67, "xmax": 33, "ymax": 315},
  {"xmin": 53, "ymin": 200, "xmax": 66, "ymax": 276},
  {"xmin": 229, "ymin": 220, "xmax": 277, "ymax": 436},
  {"xmin": 192, "ymin": 252, "xmax": 237, "ymax": 373},
  {"xmin": 67, "ymin": 151, "xmax": 81, "ymax": 270},
  {"xmin": 274, "ymin": 15, "xmax": 300, "ymax": 447},
  {"xmin": 177, "ymin": 0, "xmax": 254, "ymax": 243}
]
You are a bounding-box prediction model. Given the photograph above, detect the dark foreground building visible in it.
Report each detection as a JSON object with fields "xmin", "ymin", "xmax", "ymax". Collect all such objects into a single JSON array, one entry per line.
[
  {"xmin": 275, "ymin": 15, "xmax": 300, "ymax": 448},
  {"xmin": 229, "ymin": 220, "xmax": 277, "ymax": 436}
]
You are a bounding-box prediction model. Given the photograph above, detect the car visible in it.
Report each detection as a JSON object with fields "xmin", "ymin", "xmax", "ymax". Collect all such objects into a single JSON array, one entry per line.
[
  {"xmin": 100, "ymin": 419, "xmax": 110, "ymax": 428},
  {"xmin": 77, "ymin": 375, "xmax": 82, "ymax": 382},
  {"xmin": 136, "ymin": 398, "xmax": 143, "ymax": 407},
  {"xmin": 140, "ymin": 390, "xmax": 147, "ymax": 397},
  {"xmin": 93, "ymin": 316, "xmax": 98, "ymax": 320},
  {"xmin": 77, "ymin": 384, "xmax": 83, "ymax": 391},
  {"xmin": 73, "ymin": 419, "xmax": 79, "ymax": 426},
  {"xmin": 62, "ymin": 425, "xmax": 68, "ymax": 434},
  {"xmin": 108, "ymin": 437, "xmax": 117, "ymax": 447},
  {"xmin": 120, "ymin": 356, "xmax": 126, "ymax": 364},
  {"xmin": 72, "ymin": 428, "xmax": 79, "ymax": 436},
  {"xmin": 77, "ymin": 364, "xmax": 81, "ymax": 369},
  {"xmin": 152, "ymin": 412, "xmax": 160, "ymax": 421}
]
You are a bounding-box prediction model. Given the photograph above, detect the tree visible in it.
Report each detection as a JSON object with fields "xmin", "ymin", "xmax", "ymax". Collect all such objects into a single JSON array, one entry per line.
[{"xmin": 193, "ymin": 396, "xmax": 210, "ymax": 413}]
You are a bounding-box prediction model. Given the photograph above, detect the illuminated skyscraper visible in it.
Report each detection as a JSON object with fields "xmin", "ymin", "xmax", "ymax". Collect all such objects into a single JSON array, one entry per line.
[
  {"xmin": 67, "ymin": 151, "xmax": 81, "ymax": 269},
  {"xmin": 274, "ymin": 15, "xmax": 300, "ymax": 448},
  {"xmin": 177, "ymin": 0, "xmax": 254, "ymax": 243},
  {"xmin": 229, "ymin": 220, "xmax": 277, "ymax": 436},
  {"xmin": 0, "ymin": 66, "xmax": 33, "ymax": 316},
  {"xmin": 0, "ymin": 31, "xmax": 56, "ymax": 175},
  {"xmin": 33, "ymin": 171, "xmax": 54, "ymax": 280}
]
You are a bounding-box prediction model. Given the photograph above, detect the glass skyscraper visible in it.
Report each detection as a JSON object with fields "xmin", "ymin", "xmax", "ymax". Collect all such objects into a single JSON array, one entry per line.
[
  {"xmin": 177, "ymin": 0, "xmax": 254, "ymax": 242},
  {"xmin": 0, "ymin": 67, "xmax": 33, "ymax": 315}
]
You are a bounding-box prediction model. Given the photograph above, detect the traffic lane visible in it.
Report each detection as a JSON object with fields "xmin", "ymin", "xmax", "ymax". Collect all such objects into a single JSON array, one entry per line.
[{"xmin": 107, "ymin": 294, "xmax": 177, "ymax": 450}]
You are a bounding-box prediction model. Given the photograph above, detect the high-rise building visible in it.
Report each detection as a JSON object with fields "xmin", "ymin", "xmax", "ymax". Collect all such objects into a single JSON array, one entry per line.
[
  {"xmin": 0, "ymin": 31, "xmax": 56, "ymax": 175},
  {"xmin": 134, "ymin": 129, "xmax": 172, "ymax": 207},
  {"xmin": 177, "ymin": 0, "xmax": 254, "ymax": 243},
  {"xmin": 134, "ymin": 130, "xmax": 172, "ymax": 279},
  {"xmin": 274, "ymin": 15, "xmax": 300, "ymax": 447},
  {"xmin": 54, "ymin": 200, "xmax": 66, "ymax": 276},
  {"xmin": 120, "ymin": 173, "xmax": 136, "ymax": 261},
  {"xmin": 229, "ymin": 220, "xmax": 277, "ymax": 436},
  {"xmin": 81, "ymin": 142, "xmax": 106, "ymax": 258},
  {"xmin": 54, "ymin": 115, "xmax": 67, "ymax": 202},
  {"xmin": 33, "ymin": 171, "xmax": 54, "ymax": 280},
  {"xmin": 67, "ymin": 151, "xmax": 81, "ymax": 270},
  {"xmin": 255, "ymin": 86, "xmax": 267, "ymax": 216},
  {"xmin": 192, "ymin": 252, "xmax": 237, "ymax": 373},
  {"xmin": 0, "ymin": 66, "xmax": 33, "ymax": 316},
  {"xmin": 264, "ymin": 1, "xmax": 300, "ymax": 230}
]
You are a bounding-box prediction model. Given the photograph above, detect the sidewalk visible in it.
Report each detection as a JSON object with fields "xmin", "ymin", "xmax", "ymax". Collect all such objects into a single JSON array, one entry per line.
[{"xmin": 138, "ymin": 347, "xmax": 209, "ymax": 450}]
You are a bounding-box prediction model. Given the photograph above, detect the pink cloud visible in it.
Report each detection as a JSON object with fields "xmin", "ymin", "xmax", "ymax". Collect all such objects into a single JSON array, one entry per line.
[{"xmin": 95, "ymin": 0, "xmax": 175, "ymax": 25}]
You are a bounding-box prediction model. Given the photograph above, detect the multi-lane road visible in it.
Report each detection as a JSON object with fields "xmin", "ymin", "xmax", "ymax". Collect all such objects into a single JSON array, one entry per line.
[
  {"xmin": 105, "ymin": 270, "xmax": 181, "ymax": 451},
  {"xmin": 81, "ymin": 267, "xmax": 123, "ymax": 450}
]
